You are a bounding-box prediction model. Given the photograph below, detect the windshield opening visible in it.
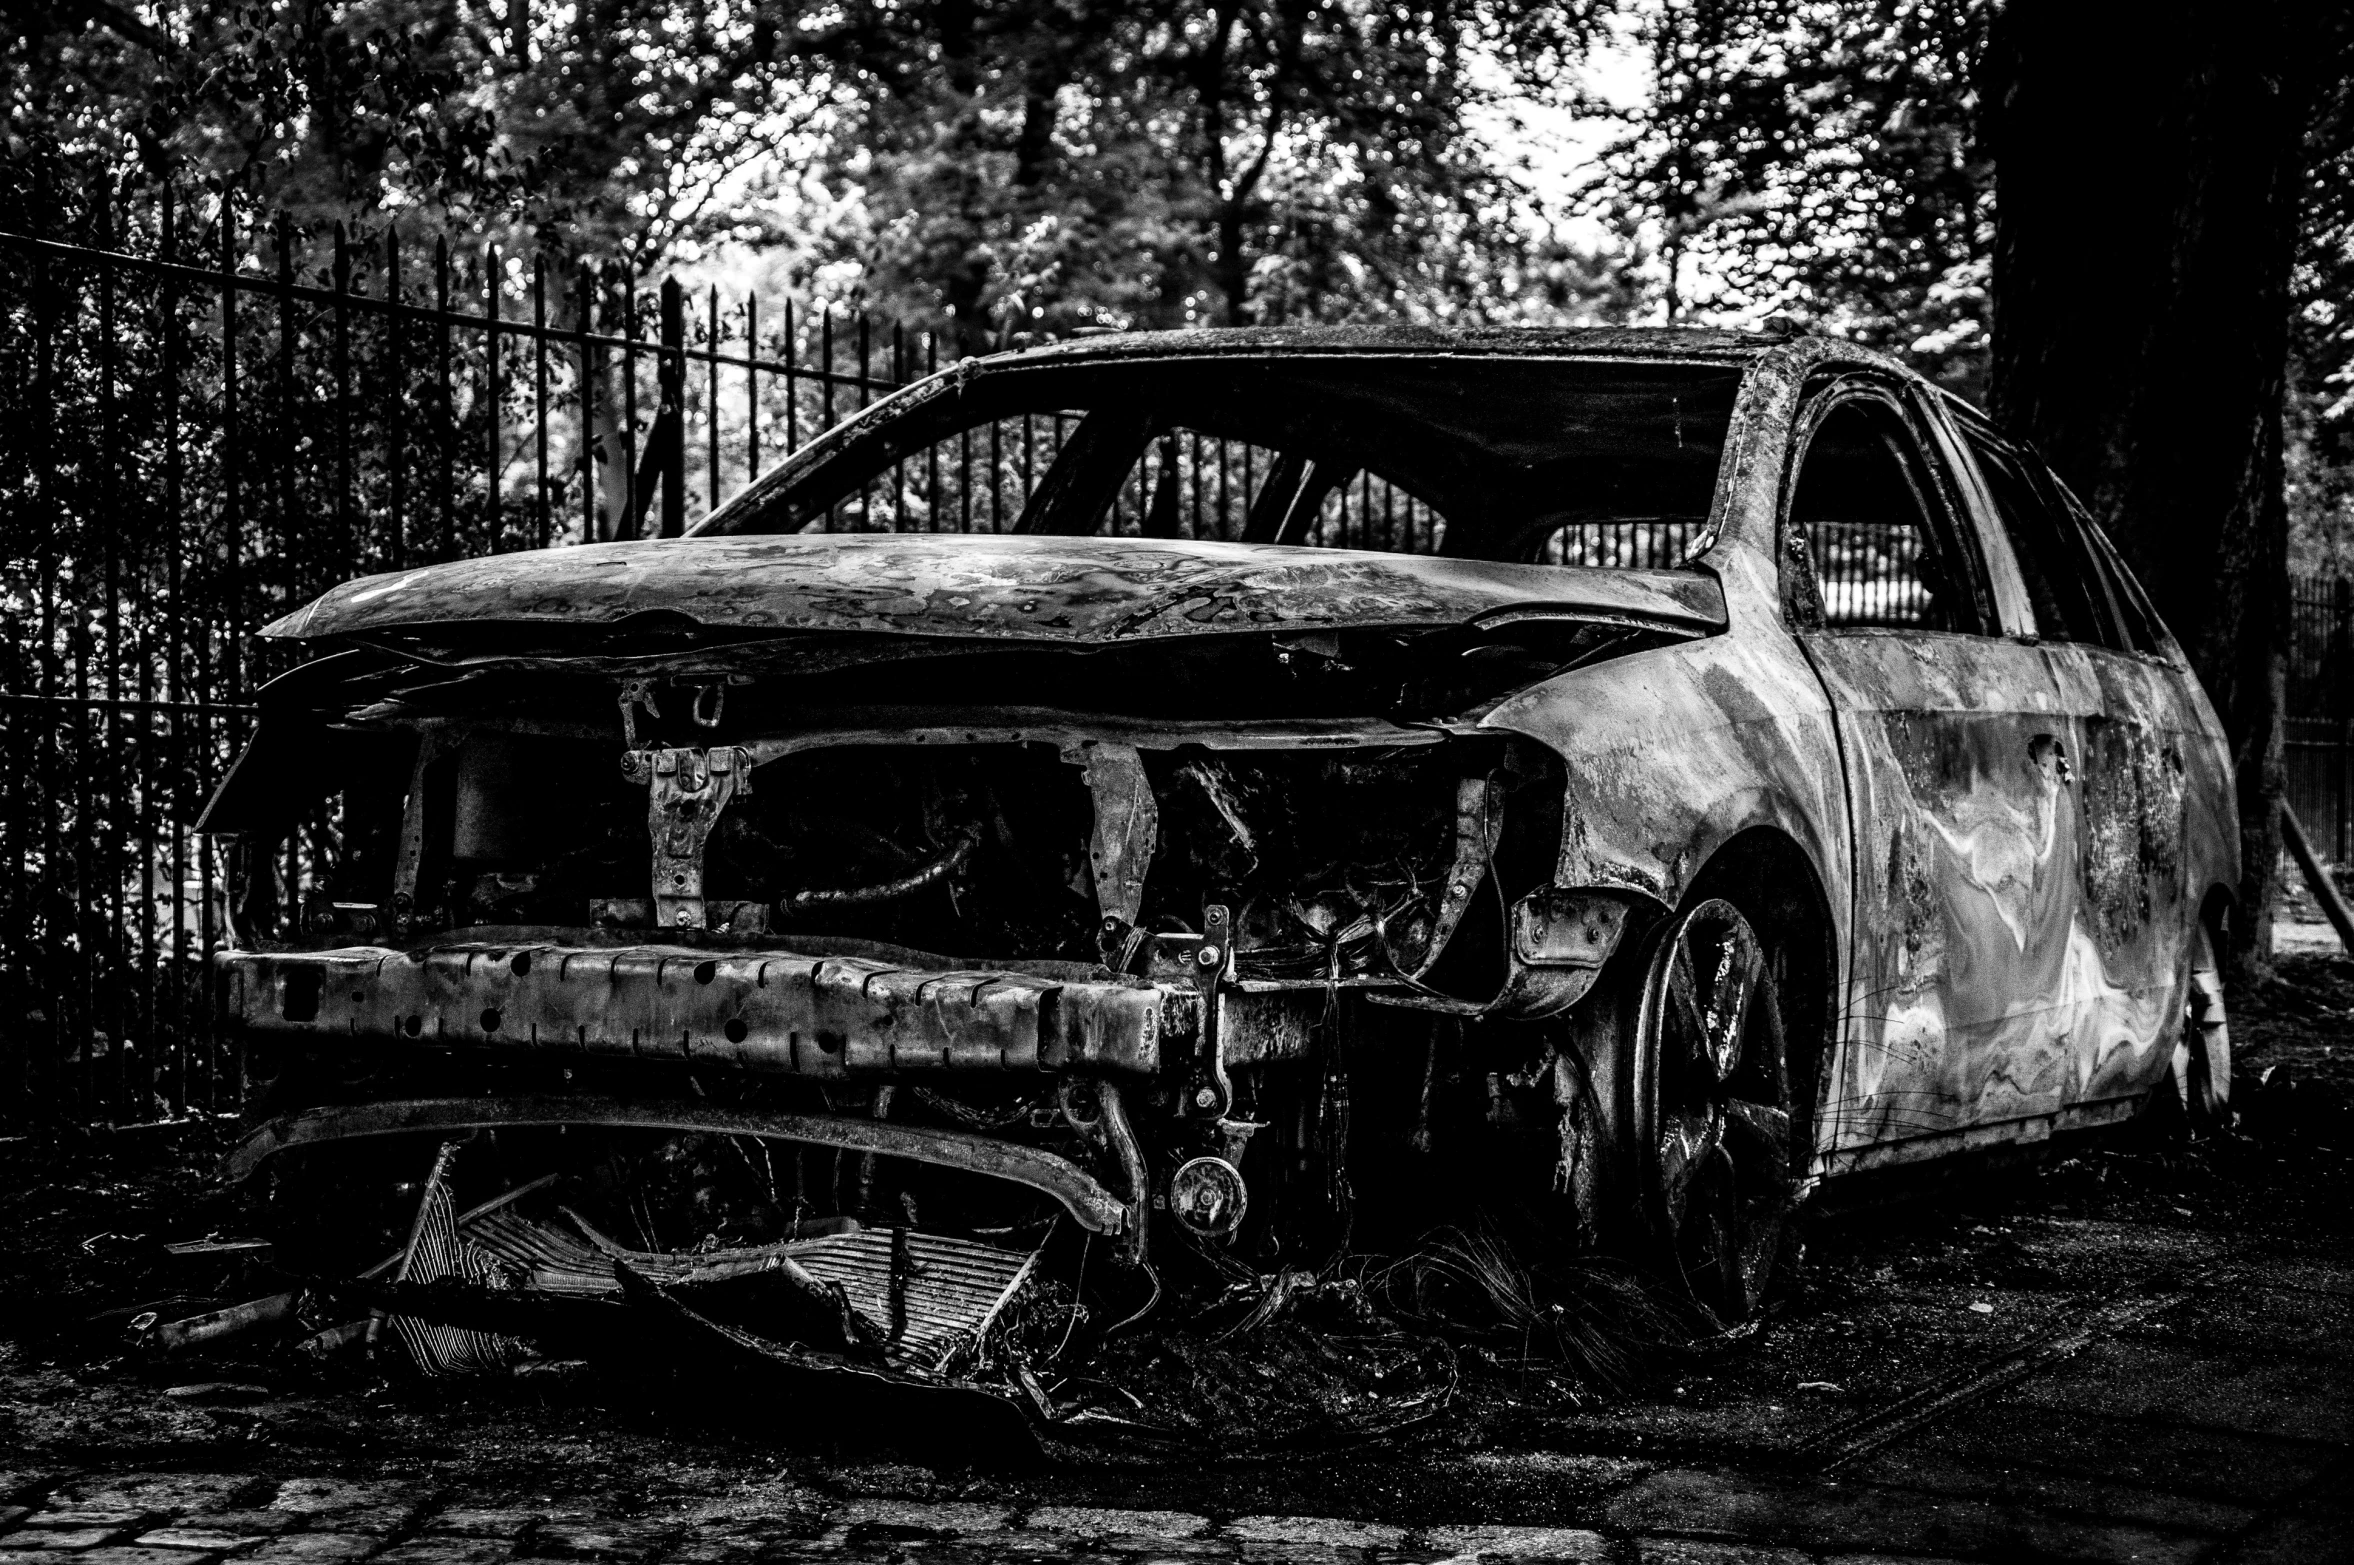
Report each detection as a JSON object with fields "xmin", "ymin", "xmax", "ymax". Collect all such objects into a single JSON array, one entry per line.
[{"xmin": 700, "ymin": 355, "xmax": 1742, "ymax": 565}]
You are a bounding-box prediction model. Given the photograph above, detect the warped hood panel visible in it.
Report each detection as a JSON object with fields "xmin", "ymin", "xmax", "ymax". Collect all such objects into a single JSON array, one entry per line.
[{"xmin": 262, "ymin": 533, "xmax": 1726, "ymax": 647}]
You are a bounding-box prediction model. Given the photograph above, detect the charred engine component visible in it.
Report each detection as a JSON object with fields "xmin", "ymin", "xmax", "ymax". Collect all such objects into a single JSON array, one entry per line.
[
  {"xmin": 629, "ymin": 744, "xmax": 756, "ymax": 933},
  {"xmin": 1168, "ymin": 1155, "xmax": 1248, "ymax": 1241}
]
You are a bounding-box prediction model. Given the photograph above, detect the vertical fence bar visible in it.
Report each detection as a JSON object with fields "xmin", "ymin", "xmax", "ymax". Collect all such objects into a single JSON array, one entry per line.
[
  {"xmin": 888, "ymin": 322, "xmax": 903, "ymax": 527},
  {"xmin": 386, "ymin": 228, "xmax": 406, "ymax": 569},
  {"xmin": 486, "ymin": 245, "xmax": 503, "ymax": 551},
  {"xmin": 437, "ymin": 237, "xmax": 454, "ymax": 559},
  {"xmin": 332, "ymin": 222, "xmax": 353, "ymax": 588},
  {"xmin": 706, "ymin": 285, "xmax": 720, "ymax": 516},
  {"xmin": 220, "ymin": 204, "xmax": 242, "ymax": 705},
  {"xmin": 747, "ymin": 293, "xmax": 762, "ymax": 480},
  {"xmin": 855, "ymin": 316, "xmax": 869, "ymax": 528},
  {"xmin": 34, "ymin": 226, "xmax": 64, "ymax": 1120},
  {"xmin": 276, "ymin": 220, "xmax": 298, "ymax": 612},
  {"xmin": 159, "ymin": 185, "xmax": 188, "ymax": 1117},
  {"xmin": 97, "ymin": 187, "xmax": 127, "ymax": 1117},
  {"xmin": 577, "ymin": 264, "xmax": 595, "ymax": 543},
  {"xmin": 659, "ymin": 275, "xmax": 684, "ymax": 538},
  {"xmin": 620, "ymin": 273, "xmax": 638, "ymax": 539},
  {"xmin": 534, "ymin": 258, "xmax": 550, "ymax": 548},
  {"xmin": 61, "ymin": 210, "xmax": 96, "ymax": 1118}
]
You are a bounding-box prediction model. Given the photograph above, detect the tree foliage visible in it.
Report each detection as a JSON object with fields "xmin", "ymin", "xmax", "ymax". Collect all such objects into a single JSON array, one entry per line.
[
  {"xmin": 818, "ymin": 0, "xmax": 1604, "ymax": 348},
  {"xmin": 1581, "ymin": 0, "xmax": 1990, "ymax": 390},
  {"xmin": 3, "ymin": 0, "xmax": 1605, "ymax": 342},
  {"xmin": 3, "ymin": 1, "xmax": 829, "ymax": 264}
]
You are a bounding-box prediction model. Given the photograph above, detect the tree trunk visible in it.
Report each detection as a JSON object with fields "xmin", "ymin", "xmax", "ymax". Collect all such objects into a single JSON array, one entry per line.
[{"xmin": 1986, "ymin": 0, "xmax": 2309, "ymax": 977}]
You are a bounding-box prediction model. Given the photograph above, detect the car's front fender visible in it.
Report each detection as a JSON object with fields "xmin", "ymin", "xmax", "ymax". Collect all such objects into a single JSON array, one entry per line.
[{"xmin": 1478, "ymin": 628, "xmax": 1848, "ymax": 925}]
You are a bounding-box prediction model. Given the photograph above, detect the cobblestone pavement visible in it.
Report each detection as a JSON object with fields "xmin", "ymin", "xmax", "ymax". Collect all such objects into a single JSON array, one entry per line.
[
  {"xmin": 0, "ymin": 1415, "xmax": 2347, "ymax": 1565},
  {"xmin": 1, "ymin": 1230, "xmax": 2348, "ymax": 1565}
]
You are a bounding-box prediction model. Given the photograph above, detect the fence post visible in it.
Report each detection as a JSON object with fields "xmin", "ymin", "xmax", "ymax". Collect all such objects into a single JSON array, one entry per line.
[
  {"xmin": 485, "ymin": 244, "xmax": 503, "ymax": 552},
  {"xmin": 2337, "ymin": 578, "xmax": 2352, "ymax": 860},
  {"xmin": 576, "ymin": 263, "xmax": 595, "ymax": 543},
  {"xmin": 659, "ymin": 276, "xmax": 685, "ymax": 538},
  {"xmin": 333, "ymin": 223, "xmax": 353, "ymax": 583}
]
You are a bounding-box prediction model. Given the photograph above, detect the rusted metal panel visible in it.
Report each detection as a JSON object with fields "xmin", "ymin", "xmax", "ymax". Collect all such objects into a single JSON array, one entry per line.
[
  {"xmin": 223, "ymin": 1093, "xmax": 1131, "ymax": 1233},
  {"xmin": 218, "ymin": 942, "xmax": 1171, "ymax": 1077},
  {"xmin": 1076, "ymin": 742, "xmax": 1158, "ymax": 926},
  {"xmin": 258, "ymin": 533, "xmax": 1727, "ymax": 647}
]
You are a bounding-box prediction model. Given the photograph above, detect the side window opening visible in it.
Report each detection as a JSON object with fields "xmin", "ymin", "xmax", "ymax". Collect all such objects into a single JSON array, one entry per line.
[
  {"xmin": 1952, "ymin": 418, "xmax": 2120, "ymax": 647},
  {"xmin": 2054, "ymin": 480, "xmax": 2170, "ymax": 658},
  {"xmin": 1947, "ymin": 408, "xmax": 2168, "ymax": 658},
  {"xmin": 1789, "ymin": 394, "xmax": 1989, "ymax": 634}
]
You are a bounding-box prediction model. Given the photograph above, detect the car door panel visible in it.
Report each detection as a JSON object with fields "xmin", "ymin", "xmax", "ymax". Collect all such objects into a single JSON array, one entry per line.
[
  {"xmin": 1783, "ymin": 377, "xmax": 2114, "ymax": 1172},
  {"xmin": 2039, "ymin": 645, "xmax": 2210, "ymax": 1108}
]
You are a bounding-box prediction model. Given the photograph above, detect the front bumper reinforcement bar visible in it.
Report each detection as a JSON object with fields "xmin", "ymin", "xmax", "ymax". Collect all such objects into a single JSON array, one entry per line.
[
  {"xmin": 218, "ymin": 942, "xmax": 1180, "ymax": 1077},
  {"xmin": 224, "ymin": 1094, "xmax": 1132, "ymax": 1235}
]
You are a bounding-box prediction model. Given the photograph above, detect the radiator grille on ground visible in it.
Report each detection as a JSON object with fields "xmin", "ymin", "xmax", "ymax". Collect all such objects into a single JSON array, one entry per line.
[{"xmin": 460, "ymin": 1205, "xmax": 1040, "ymax": 1371}]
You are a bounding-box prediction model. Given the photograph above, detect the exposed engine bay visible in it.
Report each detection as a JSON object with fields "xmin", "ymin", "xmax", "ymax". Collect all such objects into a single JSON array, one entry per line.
[{"xmin": 202, "ymin": 611, "xmax": 1683, "ymax": 1424}]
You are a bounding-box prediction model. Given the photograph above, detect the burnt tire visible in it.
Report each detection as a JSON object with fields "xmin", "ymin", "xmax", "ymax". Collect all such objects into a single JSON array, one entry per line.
[{"xmin": 1633, "ymin": 898, "xmax": 1801, "ymax": 1327}]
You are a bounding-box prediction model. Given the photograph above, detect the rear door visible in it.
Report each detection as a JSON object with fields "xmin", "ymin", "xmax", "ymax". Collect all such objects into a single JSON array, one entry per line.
[
  {"xmin": 1784, "ymin": 374, "xmax": 2081, "ymax": 1172},
  {"xmin": 1938, "ymin": 404, "xmax": 2227, "ymax": 1120}
]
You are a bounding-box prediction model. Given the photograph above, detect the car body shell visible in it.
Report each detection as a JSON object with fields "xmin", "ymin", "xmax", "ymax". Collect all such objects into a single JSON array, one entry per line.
[{"xmin": 214, "ymin": 325, "xmax": 2238, "ymax": 1232}]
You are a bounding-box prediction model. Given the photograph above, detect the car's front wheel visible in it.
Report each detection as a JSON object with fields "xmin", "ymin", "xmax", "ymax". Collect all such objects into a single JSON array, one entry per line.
[{"xmin": 1633, "ymin": 898, "xmax": 1803, "ymax": 1326}]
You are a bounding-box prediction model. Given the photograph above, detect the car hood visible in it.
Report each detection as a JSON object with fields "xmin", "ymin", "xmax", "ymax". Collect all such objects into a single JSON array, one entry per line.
[{"xmin": 261, "ymin": 534, "xmax": 1725, "ymax": 647}]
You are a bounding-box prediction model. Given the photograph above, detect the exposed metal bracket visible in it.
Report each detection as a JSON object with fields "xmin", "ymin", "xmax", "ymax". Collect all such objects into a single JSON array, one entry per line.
[
  {"xmin": 1149, "ymin": 903, "xmax": 1234, "ymax": 1118},
  {"xmin": 624, "ymin": 745, "xmax": 755, "ymax": 932},
  {"xmin": 617, "ymin": 679, "xmax": 661, "ymax": 749},
  {"xmin": 1067, "ymin": 741, "xmax": 1159, "ymax": 926},
  {"xmin": 1412, "ymin": 772, "xmax": 1505, "ymax": 978},
  {"xmin": 391, "ymin": 729, "xmax": 449, "ymax": 932}
]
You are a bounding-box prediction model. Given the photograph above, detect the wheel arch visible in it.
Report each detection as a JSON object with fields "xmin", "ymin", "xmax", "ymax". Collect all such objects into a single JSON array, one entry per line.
[{"xmin": 1679, "ymin": 826, "xmax": 1841, "ymax": 1167}]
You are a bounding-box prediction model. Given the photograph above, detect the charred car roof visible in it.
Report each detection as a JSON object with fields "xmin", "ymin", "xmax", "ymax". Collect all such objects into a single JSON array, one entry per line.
[{"xmin": 971, "ymin": 322, "xmax": 1785, "ymax": 366}]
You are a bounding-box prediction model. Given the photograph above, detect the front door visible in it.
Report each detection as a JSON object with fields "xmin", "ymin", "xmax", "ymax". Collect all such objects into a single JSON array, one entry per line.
[{"xmin": 1786, "ymin": 377, "xmax": 2084, "ymax": 1172}]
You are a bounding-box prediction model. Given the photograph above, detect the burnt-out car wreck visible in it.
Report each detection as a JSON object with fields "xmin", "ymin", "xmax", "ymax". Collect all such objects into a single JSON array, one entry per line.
[{"xmin": 199, "ymin": 326, "xmax": 2239, "ymax": 1428}]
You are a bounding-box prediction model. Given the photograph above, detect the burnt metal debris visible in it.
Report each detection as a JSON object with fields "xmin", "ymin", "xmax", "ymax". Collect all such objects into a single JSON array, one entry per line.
[{"xmin": 190, "ymin": 327, "xmax": 2239, "ymax": 1424}]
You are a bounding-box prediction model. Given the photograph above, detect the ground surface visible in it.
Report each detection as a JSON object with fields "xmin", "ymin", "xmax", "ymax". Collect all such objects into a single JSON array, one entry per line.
[{"xmin": 4, "ymin": 950, "xmax": 2352, "ymax": 1565}]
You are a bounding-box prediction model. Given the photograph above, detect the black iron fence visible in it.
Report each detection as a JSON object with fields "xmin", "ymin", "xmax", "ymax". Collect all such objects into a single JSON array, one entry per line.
[
  {"xmin": 20, "ymin": 185, "xmax": 2344, "ymax": 1128},
  {"xmin": 2287, "ymin": 576, "xmax": 2354, "ymax": 861},
  {"xmin": 0, "ymin": 187, "xmax": 1469, "ymax": 1133},
  {"xmin": 0, "ymin": 187, "xmax": 924, "ymax": 1133}
]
